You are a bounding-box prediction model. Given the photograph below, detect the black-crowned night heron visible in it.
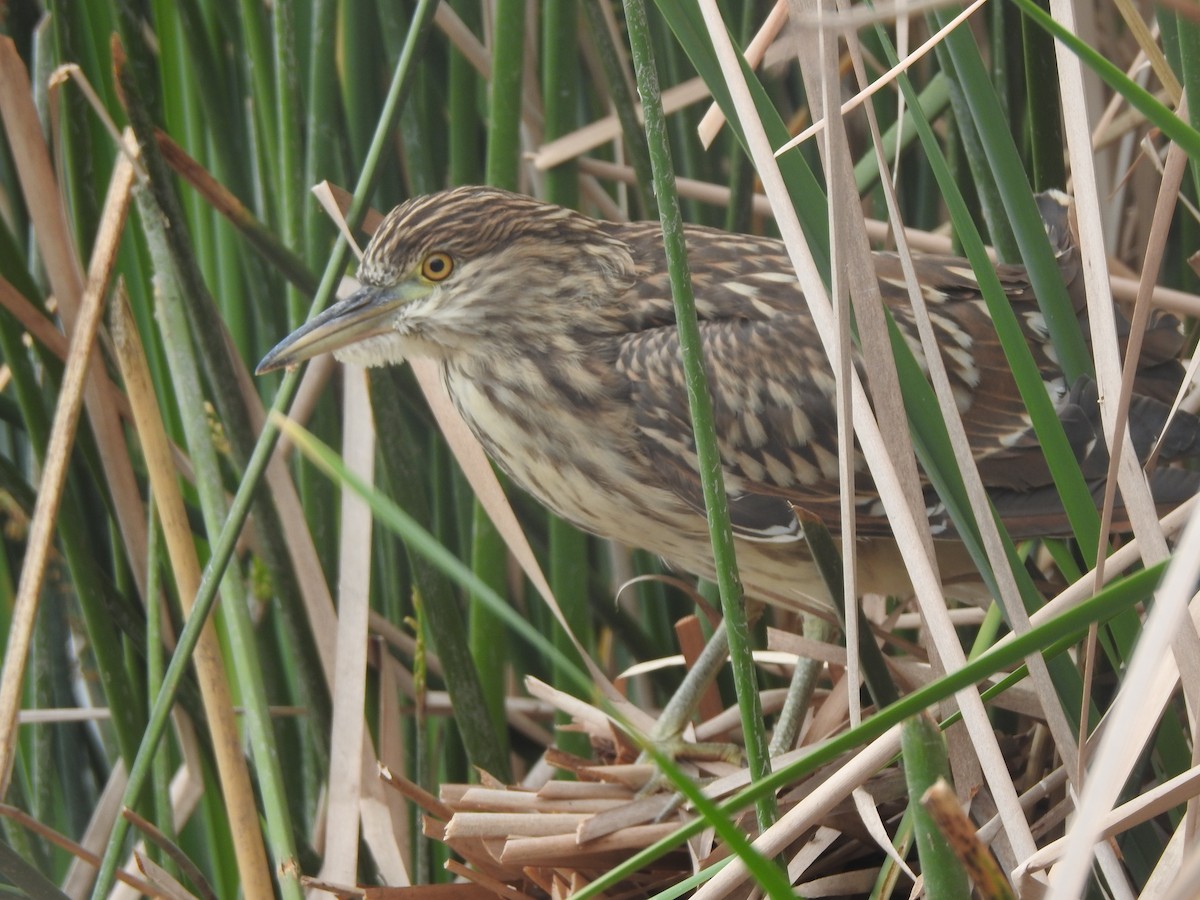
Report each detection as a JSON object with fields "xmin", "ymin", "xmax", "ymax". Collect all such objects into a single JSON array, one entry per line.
[{"xmin": 258, "ymin": 187, "xmax": 1199, "ymax": 613}]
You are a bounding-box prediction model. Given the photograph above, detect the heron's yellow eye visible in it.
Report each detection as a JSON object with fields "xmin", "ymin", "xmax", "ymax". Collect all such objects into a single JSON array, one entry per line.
[{"xmin": 421, "ymin": 252, "xmax": 454, "ymax": 282}]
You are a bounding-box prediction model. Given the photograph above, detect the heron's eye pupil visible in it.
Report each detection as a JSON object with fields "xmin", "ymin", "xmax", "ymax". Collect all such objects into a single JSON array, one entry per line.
[{"xmin": 422, "ymin": 252, "xmax": 453, "ymax": 281}]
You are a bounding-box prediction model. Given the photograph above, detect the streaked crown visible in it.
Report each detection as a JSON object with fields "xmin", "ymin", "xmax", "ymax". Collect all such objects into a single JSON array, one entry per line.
[{"xmin": 357, "ymin": 186, "xmax": 635, "ymax": 289}]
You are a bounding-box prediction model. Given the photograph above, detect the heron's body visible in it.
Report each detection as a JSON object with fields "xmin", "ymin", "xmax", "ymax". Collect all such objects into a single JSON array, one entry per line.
[{"xmin": 259, "ymin": 187, "xmax": 1198, "ymax": 609}]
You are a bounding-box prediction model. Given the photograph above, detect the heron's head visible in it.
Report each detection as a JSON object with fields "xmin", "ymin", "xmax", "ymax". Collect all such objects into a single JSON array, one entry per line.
[{"xmin": 256, "ymin": 186, "xmax": 635, "ymax": 373}]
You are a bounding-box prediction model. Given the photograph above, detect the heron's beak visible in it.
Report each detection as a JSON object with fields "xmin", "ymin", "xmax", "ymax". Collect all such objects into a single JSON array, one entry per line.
[{"xmin": 256, "ymin": 280, "xmax": 430, "ymax": 374}]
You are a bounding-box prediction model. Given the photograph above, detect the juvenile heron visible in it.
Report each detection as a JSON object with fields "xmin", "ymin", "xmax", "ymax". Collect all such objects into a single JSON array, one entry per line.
[{"xmin": 258, "ymin": 186, "xmax": 1198, "ymax": 612}]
